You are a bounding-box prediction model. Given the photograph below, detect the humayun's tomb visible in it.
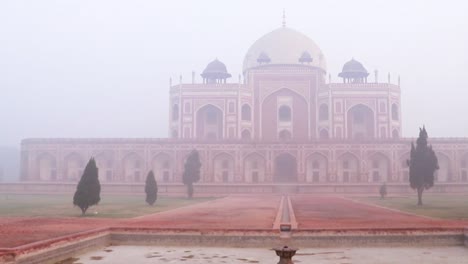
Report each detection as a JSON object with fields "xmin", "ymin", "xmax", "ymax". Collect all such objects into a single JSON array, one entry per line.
[{"xmin": 17, "ymin": 23, "xmax": 468, "ymax": 193}]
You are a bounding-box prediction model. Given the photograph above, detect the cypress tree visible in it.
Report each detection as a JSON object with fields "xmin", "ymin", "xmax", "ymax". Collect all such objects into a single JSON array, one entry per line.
[
  {"xmin": 145, "ymin": 170, "xmax": 158, "ymax": 206},
  {"xmin": 407, "ymin": 126, "xmax": 439, "ymax": 205},
  {"xmin": 73, "ymin": 158, "xmax": 101, "ymax": 215},
  {"xmin": 182, "ymin": 149, "xmax": 201, "ymax": 199}
]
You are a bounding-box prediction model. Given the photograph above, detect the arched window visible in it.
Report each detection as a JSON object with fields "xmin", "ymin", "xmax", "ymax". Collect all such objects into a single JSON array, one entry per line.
[
  {"xmin": 278, "ymin": 106, "xmax": 291, "ymax": 122},
  {"xmin": 279, "ymin": 130, "xmax": 292, "ymax": 141},
  {"xmin": 392, "ymin": 104, "xmax": 399, "ymax": 121},
  {"xmin": 172, "ymin": 104, "xmax": 179, "ymax": 121},
  {"xmin": 241, "ymin": 104, "xmax": 251, "ymax": 121},
  {"xmin": 319, "ymin": 104, "xmax": 329, "ymax": 121},
  {"xmin": 241, "ymin": 130, "xmax": 251, "ymax": 140},
  {"xmin": 392, "ymin": 129, "xmax": 399, "ymax": 139},
  {"xmin": 319, "ymin": 129, "xmax": 329, "ymax": 139},
  {"xmin": 206, "ymin": 108, "xmax": 217, "ymax": 124}
]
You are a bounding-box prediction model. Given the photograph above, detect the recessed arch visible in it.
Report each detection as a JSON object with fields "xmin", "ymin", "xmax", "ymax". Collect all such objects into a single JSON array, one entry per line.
[
  {"xmin": 95, "ymin": 150, "xmax": 114, "ymax": 182},
  {"xmin": 461, "ymin": 153, "xmax": 468, "ymax": 182},
  {"xmin": 368, "ymin": 152, "xmax": 391, "ymax": 183},
  {"xmin": 399, "ymin": 152, "xmax": 411, "ymax": 182},
  {"xmin": 171, "ymin": 129, "xmax": 178, "ymax": 138},
  {"xmin": 274, "ymin": 153, "xmax": 297, "ymax": 182},
  {"xmin": 392, "ymin": 104, "xmax": 399, "ymax": 121},
  {"xmin": 261, "ymin": 88, "xmax": 309, "ymax": 141},
  {"xmin": 319, "ymin": 104, "xmax": 329, "ymax": 121},
  {"xmin": 64, "ymin": 152, "xmax": 85, "ymax": 181},
  {"xmin": 151, "ymin": 152, "xmax": 172, "ymax": 182},
  {"xmin": 279, "ymin": 129, "xmax": 292, "ymax": 141},
  {"xmin": 241, "ymin": 104, "xmax": 251, "ymax": 121},
  {"xmin": 122, "ymin": 152, "xmax": 144, "ymax": 182},
  {"xmin": 435, "ymin": 152, "xmax": 451, "ymax": 182},
  {"xmin": 241, "ymin": 129, "xmax": 251, "ymax": 140},
  {"xmin": 196, "ymin": 104, "xmax": 223, "ymax": 140},
  {"xmin": 392, "ymin": 129, "xmax": 399, "ymax": 139},
  {"xmin": 243, "ymin": 152, "xmax": 266, "ymax": 183},
  {"xmin": 347, "ymin": 104, "xmax": 375, "ymax": 139},
  {"xmin": 305, "ymin": 152, "xmax": 328, "ymax": 182},
  {"xmin": 36, "ymin": 152, "xmax": 57, "ymax": 181},
  {"xmin": 319, "ymin": 129, "xmax": 329, "ymax": 139},
  {"xmin": 337, "ymin": 152, "xmax": 360, "ymax": 182},
  {"xmin": 213, "ymin": 152, "xmax": 235, "ymax": 183},
  {"xmin": 278, "ymin": 105, "xmax": 292, "ymax": 122}
]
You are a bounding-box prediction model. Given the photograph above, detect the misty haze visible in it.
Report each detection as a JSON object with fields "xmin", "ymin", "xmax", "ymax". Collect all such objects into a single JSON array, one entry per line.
[{"xmin": 1, "ymin": 1, "xmax": 468, "ymax": 263}]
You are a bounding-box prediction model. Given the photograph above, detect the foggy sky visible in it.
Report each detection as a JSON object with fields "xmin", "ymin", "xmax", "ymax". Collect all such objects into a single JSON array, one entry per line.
[{"xmin": 1, "ymin": 0, "xmax": 468, "ymax": 148}]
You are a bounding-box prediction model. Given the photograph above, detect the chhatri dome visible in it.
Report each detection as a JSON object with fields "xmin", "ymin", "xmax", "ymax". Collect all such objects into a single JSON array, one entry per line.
[{"xmin": 243, "ymin": 25, "xmax": 327, "ymax": 73}]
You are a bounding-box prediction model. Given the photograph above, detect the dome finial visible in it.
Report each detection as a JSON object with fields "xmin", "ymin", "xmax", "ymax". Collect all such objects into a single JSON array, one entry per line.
[{"xmin": 282, "ymin": 9, "xmax": 286, "ymax": 28}]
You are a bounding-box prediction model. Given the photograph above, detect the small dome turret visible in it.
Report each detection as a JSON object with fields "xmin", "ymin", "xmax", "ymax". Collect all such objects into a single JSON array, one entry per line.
[
  {"xmin": 257, "ymin": 52, "xmax": 271, "ymax": 64},
  {"xmin": 298, "ymin": 51, "xmax": 313, "ymax": 64},
  {"xmin": 201, "ymin": 59, "xmax": 232, "ymax": 84},
  {"xmin": 338, "ymin": 58, "xmax": 369, "ymax": 83}
]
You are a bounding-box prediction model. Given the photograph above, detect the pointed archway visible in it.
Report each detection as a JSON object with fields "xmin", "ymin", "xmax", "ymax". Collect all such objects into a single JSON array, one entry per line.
[{"xmin": 274, "ymin": 153, "xmax": 297, "ymax": 182}]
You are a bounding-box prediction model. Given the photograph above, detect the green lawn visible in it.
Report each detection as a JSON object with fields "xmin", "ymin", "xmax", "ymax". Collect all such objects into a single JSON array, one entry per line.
[
  {"xmin": 358, "ymin": 194, "xmax": 468, "ymax": 220},
  {"xmin": 0, "ymin": 193, "xmax": 215, "ymax": 218}
]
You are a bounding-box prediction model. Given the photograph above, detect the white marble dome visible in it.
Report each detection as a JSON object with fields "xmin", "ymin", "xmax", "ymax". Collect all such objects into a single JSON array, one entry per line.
[{"xmin": 243, "ymin": 27, "xmax": 327, "ymax": 73}]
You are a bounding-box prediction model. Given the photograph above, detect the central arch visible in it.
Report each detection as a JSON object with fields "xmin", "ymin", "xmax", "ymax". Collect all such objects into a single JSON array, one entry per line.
[
  {"xmin": 274, "ymin": 153, "xmax": 297, "ymax": 182},
  {"xmin": 196, "ymin": 104, "xmax": 223, "ymax": 140},
  {"xmin": 347, "ymin": 104, "xmax": 375, "ymax": 139}
]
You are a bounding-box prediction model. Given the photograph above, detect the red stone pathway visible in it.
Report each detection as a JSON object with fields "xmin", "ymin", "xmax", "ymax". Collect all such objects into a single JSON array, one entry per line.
[
  {"xmin": 1, "ymin": 195, "xmax": 467, "ymax": 248},
  {"xmin": 291, "ymin": 195, "xmax": 468, "ymax": 230},
  {"xmin": 0, "ymin": 195, "xmax": 281, "ymax": 247},
  {"xmin": 127, "ymin": 195, "xmax": 281, "ymax": 230}
]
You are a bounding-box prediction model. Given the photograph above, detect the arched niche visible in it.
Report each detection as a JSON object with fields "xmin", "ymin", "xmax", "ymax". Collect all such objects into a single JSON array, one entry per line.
[
  {"xmin": 392, "ymin": 104, "xmax": 399, "ymax": 121},
  {"xmin": 461, "ymin": 153, "xmax": 468, "ymax": 182},
  {"xmin": 319, "ymin": 129, "xmax": 329, "ymax": 140},
  {"xmin": 337, "ymin": 152, "xmax": 360, "ymax": 182},
  {"xmin": 196, "ymin": 104, "xmax": 223, "ymax": 140},
  {"xmin": 399, "ymin": 152, "xmax": 410, "ymax": 182},
  {"xmin": 152, "ymin": 153, "xmax": 172, "ymax": 182},
  {"xmin": 274, "ymin": 153, "xmax": 297, "ymax": 182},
  {"xmin": 368, "ymin": 153, "xmax": 390, "ymax": 183},
  {"xmin": 347, "ymin": 104, "xmax": 375, "ymax": 139},
  {"xmin": 95, "ymin": 151, "xmax": 114, "ymax": 182},
  {"xmin": 37, "ymin": 153, "xmax": 57, "ymax": 181},
  {"xmin": 279, "ymin": 129, "xmax": 292, "ymax": 141},
  {"xmin": 122, "ymin": 153, "xmax": 144, "ymax": 182},
  {"xmin": 241, "ymin": 129, "xmax": 251, "ymax": 140},
  {"xmin": 319, "ymin": 104, "xmax": 329, "ymax": 121},
  {"xmin": 241, "ymin": 104, "xmax": 251, "ymax": 121},
  {"xmin": 243, "ymin": 153, "xmax": 266, "ymax": 183},
  {"xmin": 64, "ymin": 153, "xmax": 85, "ymax": 181},
  {"xmin": 435, "ymin": 153, "xmax": 451, "ymax": 182},
  {"xmin": 306, "ymin": 153, "xmax": 328, "ymax": 183},
  {"xmin": 213, "ymin": 153, "xmax": 235, "ymax": 183},
  {"xmin": 278, "ymin": 105, "xmax": 292, "ymax": 122}
]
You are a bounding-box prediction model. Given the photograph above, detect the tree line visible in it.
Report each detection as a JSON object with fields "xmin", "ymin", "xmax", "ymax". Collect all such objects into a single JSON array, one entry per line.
[{"xmin": 73, "ymin": 150, "xmax": 201, "ymax": 215}]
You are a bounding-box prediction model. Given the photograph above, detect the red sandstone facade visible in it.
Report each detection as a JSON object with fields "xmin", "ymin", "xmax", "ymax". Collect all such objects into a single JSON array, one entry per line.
[{"xmin": 20, "ymin": 26, "xmax": 468, "ymax": 186}]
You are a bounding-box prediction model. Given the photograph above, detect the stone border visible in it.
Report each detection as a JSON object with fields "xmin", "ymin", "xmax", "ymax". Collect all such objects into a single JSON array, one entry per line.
[
  {"xmin": 1, "ymin": 227, "xmax": 467, "ymax": 264},
  {"xmin": 465, "ymin": 228, "xmax": 468, "ymax": 247}
]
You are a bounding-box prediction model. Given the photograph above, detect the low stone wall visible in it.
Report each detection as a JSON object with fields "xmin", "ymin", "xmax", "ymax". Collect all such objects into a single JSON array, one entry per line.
[
  {"xmin": 110, "ymin": 231, "xmax": 281, "ymax": 247},
  {"xmin": 465, "ymin": 228, "xmax": 468, "ymax": 247},
  {"xmin": 3, "ymin": 227, "xmax": 467, "ymax": 264},
  {"xmin": 291, "ymin": 230, "xmax": 466, "ymax": 248},
  {"xmin": 1, "ymin": 229, "xmax": 109, "ymax": 264},
  {"xmin": 2, "ymin": 182, "xmax": 468, "ymax": 195}
]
